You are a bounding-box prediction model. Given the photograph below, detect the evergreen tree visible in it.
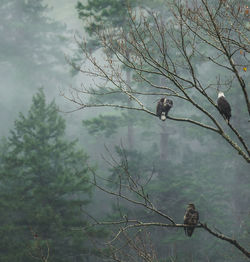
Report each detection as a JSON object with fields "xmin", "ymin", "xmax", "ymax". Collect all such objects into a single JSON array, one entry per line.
[
  {"xmin": 0, "ymin": 89, "xmax": 101, "ymax": 262},
  {"xmin": 76, "ymin": 0, "xmax": 138, "ymax": 149},
  {"xmin": 0, "ymin": 0, "xmax": 71, "ymax": 135},
  {"xmin": 0, "ymin": 0, "xmax": 66, "ymax": 84}
]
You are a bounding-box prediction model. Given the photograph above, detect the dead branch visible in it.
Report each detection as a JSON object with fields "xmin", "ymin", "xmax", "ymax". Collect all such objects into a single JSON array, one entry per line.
[
  {"xmin": 66, "ymin": 1, "xmax": 250, "ymax": 163},
  {"xmin": 79, "ymin": 149, "xmax": 250, "ymax": 260}
]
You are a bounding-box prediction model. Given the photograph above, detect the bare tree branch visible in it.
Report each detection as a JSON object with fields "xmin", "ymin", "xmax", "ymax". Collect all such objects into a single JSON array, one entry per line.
[
  {"xmin": 66, "ymin": 0, "xmax": 250, "ymax": 163},
  {"xmin": 77, "ymin": 149, "xmax": 250, "ymax": 260}
]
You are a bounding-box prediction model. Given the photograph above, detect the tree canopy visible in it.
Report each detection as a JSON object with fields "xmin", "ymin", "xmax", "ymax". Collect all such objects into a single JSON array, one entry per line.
[{"xmin": 0, "ymin": 89, "xmax": 104, "ymax": 261}]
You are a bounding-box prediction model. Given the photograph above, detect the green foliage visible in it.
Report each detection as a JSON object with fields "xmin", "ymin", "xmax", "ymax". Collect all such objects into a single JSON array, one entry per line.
[
  {"xmin": 0, "ymin": 89, "xmax": 105, "ymax": 261},
  {"xmin": 82, "ymin": 110, "xmax": 151, "ymax": 138},
  {"xmin": 83, "ymin": 114, "xmax": 122, "ymax": 137},
  {"xmin": 76, "ymin": 0, "xmax": 134, "ymax": 35},
  {"xmin": 74, "ymin": 0, "xmax": 143, "ymax": 74}
]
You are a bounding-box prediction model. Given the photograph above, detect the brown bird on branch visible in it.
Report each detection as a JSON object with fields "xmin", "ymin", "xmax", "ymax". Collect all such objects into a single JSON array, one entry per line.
[{"xmin": 184, "ymin": 203, "xmax": 199, "ymax": 237}]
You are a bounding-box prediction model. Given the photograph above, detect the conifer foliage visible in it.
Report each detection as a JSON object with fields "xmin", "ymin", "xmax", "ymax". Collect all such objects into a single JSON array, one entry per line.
[{"xmin": 0, "ymin": 89, "xmax": 94, "ymax": 261}]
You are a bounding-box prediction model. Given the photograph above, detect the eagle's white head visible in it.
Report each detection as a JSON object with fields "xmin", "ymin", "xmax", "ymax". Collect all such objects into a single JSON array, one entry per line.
[
  {"xmin": 163, "ymin": 98, "xmax": 167, "ymax": 106},
  {"xmin": 218, "ymin": 91, "xmax": 225, "ymax": 98}
]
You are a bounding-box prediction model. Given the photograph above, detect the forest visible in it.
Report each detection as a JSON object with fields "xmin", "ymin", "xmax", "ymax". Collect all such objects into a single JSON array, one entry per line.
[{"xmin": 0, "ymin": 0, "xmax": 249, "ymax": 261}]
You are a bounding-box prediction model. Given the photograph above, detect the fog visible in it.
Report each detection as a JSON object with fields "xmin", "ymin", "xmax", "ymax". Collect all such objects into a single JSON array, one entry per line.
[{"xmin": 0, "ymin": 0, "xmax": 249, "ymax": 261}]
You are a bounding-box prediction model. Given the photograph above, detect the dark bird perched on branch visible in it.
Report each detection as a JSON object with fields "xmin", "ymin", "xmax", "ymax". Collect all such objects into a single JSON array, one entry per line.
[
  {"xmin": 217, "ymin": 91, "xmax": 231, "ymax": 123},
  {"xmin": 184, "ymin": 203, "xmax": 199, "ymax": 237},
  {"xmin": 156, "ymin": 98, "xmax": 173, "ymax": 121}
]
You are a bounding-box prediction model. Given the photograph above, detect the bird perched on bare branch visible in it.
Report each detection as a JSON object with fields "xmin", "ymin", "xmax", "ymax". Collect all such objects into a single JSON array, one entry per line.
[
  {"xmin": 217, "ymin": 91, "xmax": 231, "ymax": 123},
  {"xmin": 184, "ymin": 203, "xmax": 199, "ymax": 237},
  {"xmin": 156, "ymin": 98, "xmax": 173, "ymax": 121}
]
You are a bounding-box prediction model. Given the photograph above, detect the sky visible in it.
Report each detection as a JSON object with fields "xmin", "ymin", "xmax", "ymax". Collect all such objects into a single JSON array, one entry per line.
[{"xmin": 0, "ymin": 0, "xmax": 85, "ymax": 137}]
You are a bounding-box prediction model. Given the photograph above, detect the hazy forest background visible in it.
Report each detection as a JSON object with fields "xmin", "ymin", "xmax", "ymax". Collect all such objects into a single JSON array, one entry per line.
[{"xmin": 0, "ymin": 0, "xmax": 249, "ymax": 261}]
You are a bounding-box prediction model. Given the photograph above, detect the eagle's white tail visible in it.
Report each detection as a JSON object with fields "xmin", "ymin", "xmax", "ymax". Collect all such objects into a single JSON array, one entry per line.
[{"xmin": 161, "ymin": 112, "xmax": 166, "ymax": 121}]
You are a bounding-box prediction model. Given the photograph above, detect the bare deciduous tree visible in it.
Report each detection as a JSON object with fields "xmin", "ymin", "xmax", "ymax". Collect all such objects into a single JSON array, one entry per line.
[
  {"xmin": 76, "ymin": 145, "xmax": 250, "ymax": 260},
  {"xmin": 65, "ymin": 0, "xmax": 250, "ymax": 260},
  {"xmin": 64, "ymin": 0, "xmax": 249, "ymax": 162}
]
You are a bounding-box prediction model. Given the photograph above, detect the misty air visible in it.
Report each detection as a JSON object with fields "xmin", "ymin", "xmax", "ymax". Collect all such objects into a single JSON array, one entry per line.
[{"xmin": 0, "ymin": 0, "xmax": 249, "ymax": 261}]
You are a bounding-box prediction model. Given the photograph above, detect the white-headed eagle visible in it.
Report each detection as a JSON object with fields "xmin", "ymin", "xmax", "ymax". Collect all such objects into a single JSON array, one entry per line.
[
  {"xmin": 184, "ymin": 203, "xmax": 199, "ymax": 237},
  {"xmin": 156, "ymin": 98, "xmax": 173, "ymax": 121},
  {"xmin": 217, "ymin": 92, "xmax": 231, "ymax": 123}
]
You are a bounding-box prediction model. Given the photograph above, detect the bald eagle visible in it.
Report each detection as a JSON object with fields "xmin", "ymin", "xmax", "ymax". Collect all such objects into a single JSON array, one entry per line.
[
  {"xmin": 217, "ymin": 92, "xmax": 231, "ymax": 123},
  {"xmin": 184, "ymin": 203, "xmax": 199, "ymax": 237},
  {"xmin": 156, "ymin": 98, "xmax": 173, "ymax": 121}
]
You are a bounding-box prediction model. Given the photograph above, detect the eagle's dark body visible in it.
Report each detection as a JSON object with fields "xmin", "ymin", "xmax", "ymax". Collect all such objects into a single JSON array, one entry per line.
[
  {"xmin": 156, "ymin": 98, "xmax": 173, "ymax": 121},
  {"xmin": 184, "ymin": 204, "xmax": 199, "ymax": 237},
  {"xmin": 217, "ymin": 92, "xmax": 231, "ymax": 123}
]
